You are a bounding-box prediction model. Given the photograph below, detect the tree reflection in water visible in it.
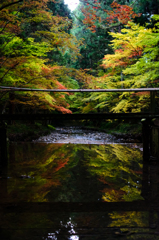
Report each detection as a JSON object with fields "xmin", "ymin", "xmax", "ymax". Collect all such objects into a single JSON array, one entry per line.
[
  {"xmin": 2, "ymin": 143, "xmax": 143, "ymax": 203},
  {"xmin": 1, "ymin": 142, "xmax": 158, "ymax": 239}
]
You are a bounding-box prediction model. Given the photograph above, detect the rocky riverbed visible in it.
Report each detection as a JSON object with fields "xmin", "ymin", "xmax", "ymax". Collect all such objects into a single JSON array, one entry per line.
[{"xmin": 33, "ymin": 126, "xmax": 142, "ymax": 145}]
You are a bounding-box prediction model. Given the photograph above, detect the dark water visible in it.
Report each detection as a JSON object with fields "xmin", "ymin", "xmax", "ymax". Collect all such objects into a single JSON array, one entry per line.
[{"xmin": 0, "ymin": 142, "xmax": 159, "ymax": 239}]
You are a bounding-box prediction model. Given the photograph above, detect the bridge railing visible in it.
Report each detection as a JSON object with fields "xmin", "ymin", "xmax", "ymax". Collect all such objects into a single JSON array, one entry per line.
[
  {"xmin": 0, "ymin": 86, "xmax": 159, "ymax": 113},
  {"xmin": 1, "ymin": 86, "xmax": 159, "ymax": 92}
]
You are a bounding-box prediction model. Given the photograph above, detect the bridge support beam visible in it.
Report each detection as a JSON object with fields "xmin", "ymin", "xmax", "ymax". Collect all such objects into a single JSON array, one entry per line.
[
  {"xmin": 0, "ymin": 122, "xmax": 8, "ymax": 166},
  {"xmin": 142, "ymin": 118, "xmax": 159, "ymax": 162},
  {"xmin": 142, "ymin": 119, "xmax": 150, "ymax": 162},
  {"xmin": 150, "ymin": 119, "xmax": 159, "ymax": 161},
  {"xmin": 150, "ymin": 91, "xmax": 156, "ymax": 113}
]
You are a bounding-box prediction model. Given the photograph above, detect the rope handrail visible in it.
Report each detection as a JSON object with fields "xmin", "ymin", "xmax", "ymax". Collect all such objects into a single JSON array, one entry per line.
[{"xmin": 0, "ymin": 86, "xmax": 159, "ymax": 92}]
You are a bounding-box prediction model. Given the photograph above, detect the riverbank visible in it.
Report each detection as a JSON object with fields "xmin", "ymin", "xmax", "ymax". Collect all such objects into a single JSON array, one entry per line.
[
  {"xmin": 81, "ymin": 125, "xmax": 142, "ymax": 143},
  {"xmin": 33, "ymin": 126, "xmax": 118, "ymax": 144},
  {"xmin": 33, "ymin": 126, "xmax": 142, "ymax": 144},
  {"xmin": 7, "ymin": 121, "xmax": 142, "ymax": 143},
  {"xmin": 7, "ymin": 122, "xmax": 52, "ymax": 142},
  {"xmin": 81, "ymin": 119, "xmax": 142, "ymax": 142}
]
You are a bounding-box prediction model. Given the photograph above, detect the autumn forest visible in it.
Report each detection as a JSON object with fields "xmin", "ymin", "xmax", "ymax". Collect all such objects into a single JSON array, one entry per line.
[
  {"xmin": 0, "ymin": 0, "xmax": 159, "ymax": 116},
  {"xmin": 1, "ymin": 1, "xmax": 159, "ymax": 237}
]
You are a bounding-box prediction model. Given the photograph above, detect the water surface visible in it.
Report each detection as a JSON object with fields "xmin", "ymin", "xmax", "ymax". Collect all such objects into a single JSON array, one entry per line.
[{"xmin": 0, "ymin": 142, "xmax": 159, "ymax": 239}]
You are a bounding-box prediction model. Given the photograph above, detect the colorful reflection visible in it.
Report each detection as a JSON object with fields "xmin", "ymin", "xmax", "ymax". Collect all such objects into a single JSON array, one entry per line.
[
  {"xmin": 1, "ymin": 143, "xmax": 143, "ymax": 203},
  {"xmin": 1, "ymin": 142, "xmax": 159, "ymax": 239}
]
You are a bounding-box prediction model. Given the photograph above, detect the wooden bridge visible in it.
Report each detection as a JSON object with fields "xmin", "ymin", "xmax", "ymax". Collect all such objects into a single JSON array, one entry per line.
[
  {"xmin": 1, "ymin": 112, "xmax": 159, "ymax": 121},
  {"xmin": 0, "ymin": 87, "xmax": 159, "ymax": 160},
  {"xmin": 0, "ymin": 86, "xmax": 159, "ymax": 120},
  {"xmin": 1, "ymin": 87, "xmax": 159, "ymax": 231}
]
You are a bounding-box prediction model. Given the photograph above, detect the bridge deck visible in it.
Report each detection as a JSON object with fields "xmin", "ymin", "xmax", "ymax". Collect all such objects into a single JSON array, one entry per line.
[
  {"xmin": 0, "ymin": 201, "xmax": 151, "ymax": 213},
  {"xmin": 0, "ymin": 112, "xmax": 159, "ymax": 121}
]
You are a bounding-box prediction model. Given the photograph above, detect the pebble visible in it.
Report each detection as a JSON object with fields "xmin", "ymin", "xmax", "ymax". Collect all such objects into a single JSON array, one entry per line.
[
  {"xmin": 34, "ymin": 127, "xmax": 108, "ymax": 143},
  {"xmin": 33, "ymin": 127, "xmax": 142, "ymax": 145}
]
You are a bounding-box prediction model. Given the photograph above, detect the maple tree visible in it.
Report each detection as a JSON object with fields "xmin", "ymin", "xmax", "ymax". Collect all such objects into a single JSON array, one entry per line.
[
  {"xmin": 1, "ymin": 0, "xmax": 158, "ymax": 116},
  {"xmin": 79, "ymin": 0, "xmax": 141, "ymax": 32},
  {"xmin": 81, "ymin": 15, "xmax": 159, "ymax": 113},
  {"xmin": 0, "ymin": 0, "xmax": 84, "ymax": 114},
  {"xmin": 70, "ymin": 1, "xmax": 143, "ymax": 113}
]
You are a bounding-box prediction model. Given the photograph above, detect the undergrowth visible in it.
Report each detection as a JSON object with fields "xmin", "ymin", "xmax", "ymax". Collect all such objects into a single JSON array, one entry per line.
[{"xmin": 7, "ymin": 121, "xmax": 55, "ymax": 141}]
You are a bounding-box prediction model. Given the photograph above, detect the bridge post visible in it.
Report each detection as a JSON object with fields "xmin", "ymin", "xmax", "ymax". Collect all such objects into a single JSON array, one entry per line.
[
  {"xmin": 142, "ymin": 118, "xmax": 159, "ymax": 162},
  {"xmin": 150, "ymin": 119, "xmax": 159, "ymax": 161},
  {"xmin": 150, "ymin": 91, "xmax": 156, "ymax": 113},
  {"xmin": 141, "ymin": 119, "xmax": 150, "ymax": 162},
  {"xmin": 0, "ymin": 121, "xmax": 8, "ymax": 166}
]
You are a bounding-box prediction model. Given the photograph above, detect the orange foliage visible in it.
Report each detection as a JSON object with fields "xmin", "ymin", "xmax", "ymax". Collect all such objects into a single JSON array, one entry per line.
[
  {"xmin": 98, "ymin": 178, "xmax": 113, "ymax": 186},
  {"xmin": 81, "ymin": 1, "xmax": 141, "ymax": 32},
  {"xmin": 0, "ymin": 0, "xmax": 77, "ymax": 114},
  {"xmin": 42, "ymin": 179, "xmax": 61, "ymax": 191},
  {"xmin": 130, "ymin": 92, "xmax": 150, "ymax": 97},
  {"xmin": 128, "ymin": 48, "xmax": 143, "ymax": 58},
  {"xmin": 54, "ymin": 105, "xmax": 72, "ymax": 114},
  {"xmin": 0, "ymin": 0, "xmax": 54, "ymax": 35},
  {"xmin": 152, "ymin": 79, "xmax": 159, "ymax": 83},
  {"xmin": 106, "ymin": 1, "xmax": 141, "ymax": 25},
  {"xmin": 53, "ymin": 157, "xmax": 70, "ymax": 172},
  {"xmin": 101, "ymin": 188, "xmax": 125, "ymax": 202},
  {"xmin": 130, "ymin": 169, "xmax": 143, "ymax": 175},
  {"xmin": 55, "ymin": 81, "xmax": 67, "ymax": 90}
]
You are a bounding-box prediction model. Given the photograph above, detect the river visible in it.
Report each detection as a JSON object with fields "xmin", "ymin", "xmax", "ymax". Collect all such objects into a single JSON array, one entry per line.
[{"xmin": 0, "ymin": 127, "xmax": 159, "ymax": 239}]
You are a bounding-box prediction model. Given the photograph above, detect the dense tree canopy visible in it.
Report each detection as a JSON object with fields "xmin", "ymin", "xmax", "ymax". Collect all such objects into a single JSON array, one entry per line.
[
  {"xmin": 82, "ymin": 15, "xmax": 159, "ymax": 113},
  {"xmin": 0, "ymin": 0, "xmax": 159, "ymax": 115},
  {"xmin": 0, "ymin": 0, "xmax": 84, "ymax": 113}
]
